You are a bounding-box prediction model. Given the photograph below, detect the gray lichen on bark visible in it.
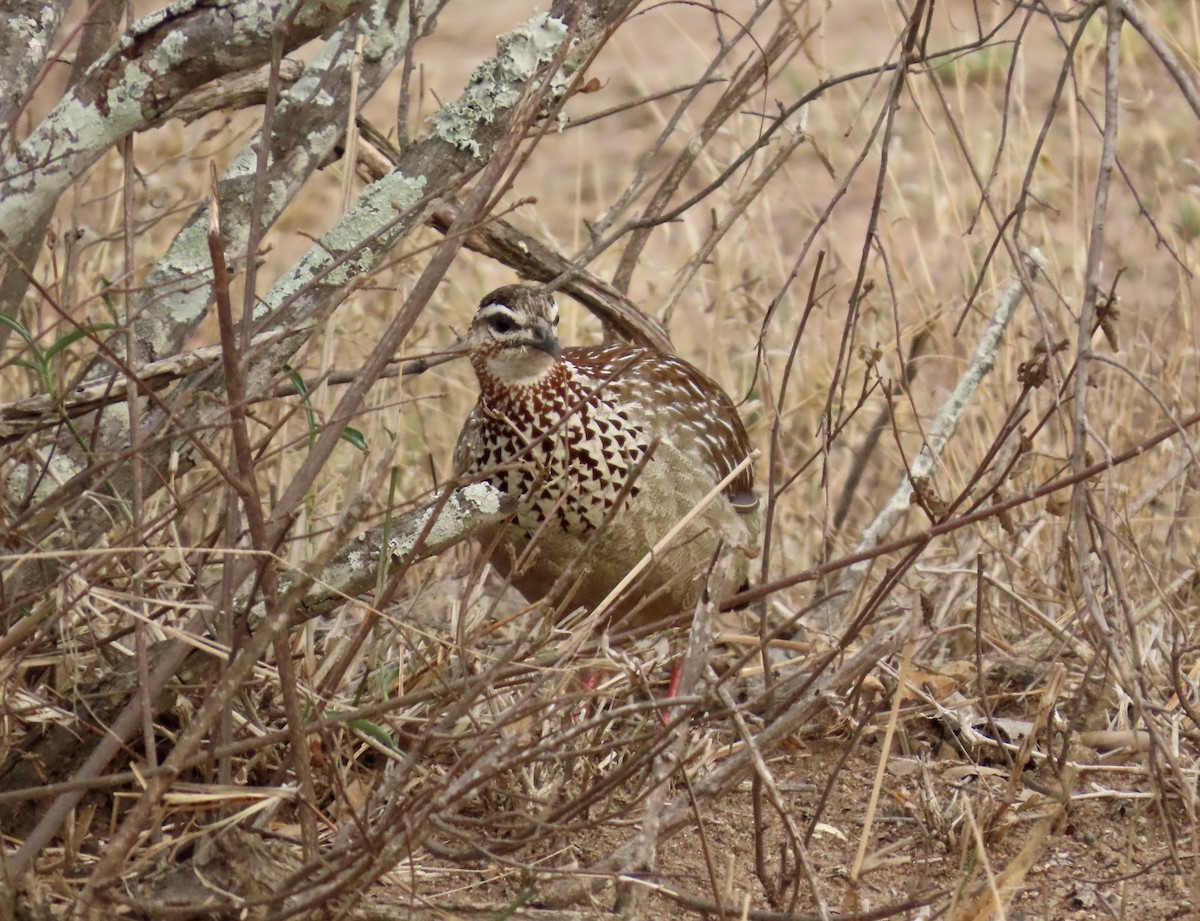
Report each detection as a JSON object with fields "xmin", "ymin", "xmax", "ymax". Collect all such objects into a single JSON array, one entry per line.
[
  {"xmin": 0, "ymin": 0, "xmax": 368, "ymax": 252},
  {"xmin": 432, "ymin": 12, "xmax": 573, "ymax": 157},
  {"xmin": 0, "ymin": 0, "xmax": 70, "ymax": 132},
  {"xmin": 289, "ymin": 483, "xmax": 514, "ymax": 624},
  {"xmin": 132, "ymin": 0, "xmax": 439, "ymax": 363}
]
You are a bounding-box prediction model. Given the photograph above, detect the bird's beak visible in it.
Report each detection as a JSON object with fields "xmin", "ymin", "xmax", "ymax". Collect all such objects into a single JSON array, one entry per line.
[{"xmin": 526, "ymin": 318, "xmax": 561, "ymax": 359}]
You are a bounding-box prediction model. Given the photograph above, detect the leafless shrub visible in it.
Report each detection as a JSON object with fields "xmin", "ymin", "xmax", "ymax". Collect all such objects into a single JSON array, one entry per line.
[{"xmin": 2, "ymin": 0, "xmax": 1199, "ymax": 918}]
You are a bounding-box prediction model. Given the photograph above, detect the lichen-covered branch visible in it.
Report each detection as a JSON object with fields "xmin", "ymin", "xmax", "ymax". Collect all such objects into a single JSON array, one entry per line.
[
  {"xmin": 131, "ymin": 0, "xmax": 438, "ymax": 363},
  {"xmin": 0, "ymin": 0, "xmax": 369, "ymax": 254},
  {"xmin": 291, "ymin": 483, "xmax": 515, "ymax": 623},
  {"xmin": 5, "ymin": 0, "xmax": 637, "ymax": 607},
  {"xmin": 0, "ymin": 0, "xmax": 70, "ymax": 352},
  {"xmin": 0, "ymin": 0, "xmax": 69, "ymax": 138},
  {"xmin": 6, "ymin": 0, "xmax": 435, "ymax": 524}
]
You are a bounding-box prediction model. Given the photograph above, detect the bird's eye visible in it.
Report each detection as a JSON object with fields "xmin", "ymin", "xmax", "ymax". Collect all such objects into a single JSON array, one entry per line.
[{"xmin": 489, "ymin": 315, "xmax": 518, "ymax": 334}]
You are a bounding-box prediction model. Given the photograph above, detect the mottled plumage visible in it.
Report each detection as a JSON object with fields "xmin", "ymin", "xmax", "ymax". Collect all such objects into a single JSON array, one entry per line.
[{"xmin": 455, "ymin": 285, "xmax": 760, "ymax": 626}]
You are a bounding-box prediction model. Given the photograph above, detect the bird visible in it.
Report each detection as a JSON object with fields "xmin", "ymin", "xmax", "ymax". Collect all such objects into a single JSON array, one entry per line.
[{"xmin": 454, "ymin": 284, "xmax": 760, "ymax": 632}]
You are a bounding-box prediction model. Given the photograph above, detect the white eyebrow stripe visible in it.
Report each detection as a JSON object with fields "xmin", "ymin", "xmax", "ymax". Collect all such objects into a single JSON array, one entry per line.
[{"xmin": 477, "ymin": 303, "xmax": 520, "ymax": 323}]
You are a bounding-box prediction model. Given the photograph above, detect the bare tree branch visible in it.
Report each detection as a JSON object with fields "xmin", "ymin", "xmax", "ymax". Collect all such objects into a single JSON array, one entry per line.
[
  {"xmin": 806, "ymin": 250, "xmax": 1045, "ymax": 634},
  {"xmin": 162, "ymin": 57, "xmax": 305, "ymax": 123}
]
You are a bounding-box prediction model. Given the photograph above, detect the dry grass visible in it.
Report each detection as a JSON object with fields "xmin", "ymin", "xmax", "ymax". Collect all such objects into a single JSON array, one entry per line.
[{"xmin": 2, "ymin": 0, "xmax": 1200, "ymax": 918}]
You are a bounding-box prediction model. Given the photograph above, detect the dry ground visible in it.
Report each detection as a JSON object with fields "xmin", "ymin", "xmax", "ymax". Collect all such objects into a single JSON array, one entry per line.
[{"xmin": 399, "ymin": 746, "xmax": 1195, "ymax": 921}]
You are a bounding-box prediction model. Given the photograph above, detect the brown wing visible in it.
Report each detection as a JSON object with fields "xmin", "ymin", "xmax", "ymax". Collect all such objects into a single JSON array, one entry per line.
[
  {"xmin": 565, "ymin": 345, "xmax": 757, "ymax": 508},
  {"xmin": 452, "ymin": 403, "xmax": 486, "ymax": 478}
]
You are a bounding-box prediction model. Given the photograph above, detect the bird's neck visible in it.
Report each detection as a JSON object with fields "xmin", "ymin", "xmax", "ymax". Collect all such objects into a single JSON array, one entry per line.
[{"xmin": 474, "ymin": 350, "xmax": 573, "ymax": 410}]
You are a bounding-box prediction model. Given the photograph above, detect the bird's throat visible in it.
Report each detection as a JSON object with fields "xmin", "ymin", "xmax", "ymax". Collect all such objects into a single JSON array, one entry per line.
[{"xmin": 477, "ymin": 348, "xmax": 565, "ymax": 394}]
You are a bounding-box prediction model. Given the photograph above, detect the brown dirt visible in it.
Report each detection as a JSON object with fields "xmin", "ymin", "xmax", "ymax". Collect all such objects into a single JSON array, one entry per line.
[{"xmin": 351, "ymin": 721, "xmax": 1195, "ymax": 920}]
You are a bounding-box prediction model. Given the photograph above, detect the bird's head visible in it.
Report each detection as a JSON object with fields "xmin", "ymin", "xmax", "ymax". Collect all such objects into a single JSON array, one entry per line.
[{"xmin": 466, "ymin": 285, "xmax": 562, "ymax": 387}]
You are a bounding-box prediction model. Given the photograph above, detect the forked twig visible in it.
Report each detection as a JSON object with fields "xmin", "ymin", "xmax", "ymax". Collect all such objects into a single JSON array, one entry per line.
[{"xmin": 805, "ymin": 249, "xmax": 1043, "ymax": 633}]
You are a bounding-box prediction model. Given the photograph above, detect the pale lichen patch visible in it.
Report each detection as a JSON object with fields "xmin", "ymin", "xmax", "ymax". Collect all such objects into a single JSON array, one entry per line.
[
  {"xmin": 431, "ymin": 13, "xmax": 573, "ymax": 157},
  {"xmin": 253, "ymin": 171, "xmax": 427, "ymax": 321}
]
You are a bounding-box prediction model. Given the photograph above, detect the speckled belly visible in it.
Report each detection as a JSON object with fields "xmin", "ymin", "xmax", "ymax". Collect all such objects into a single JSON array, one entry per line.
[{"xmin": 473, "ymin": 400, "xmax": 649, "ymax": 541}]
